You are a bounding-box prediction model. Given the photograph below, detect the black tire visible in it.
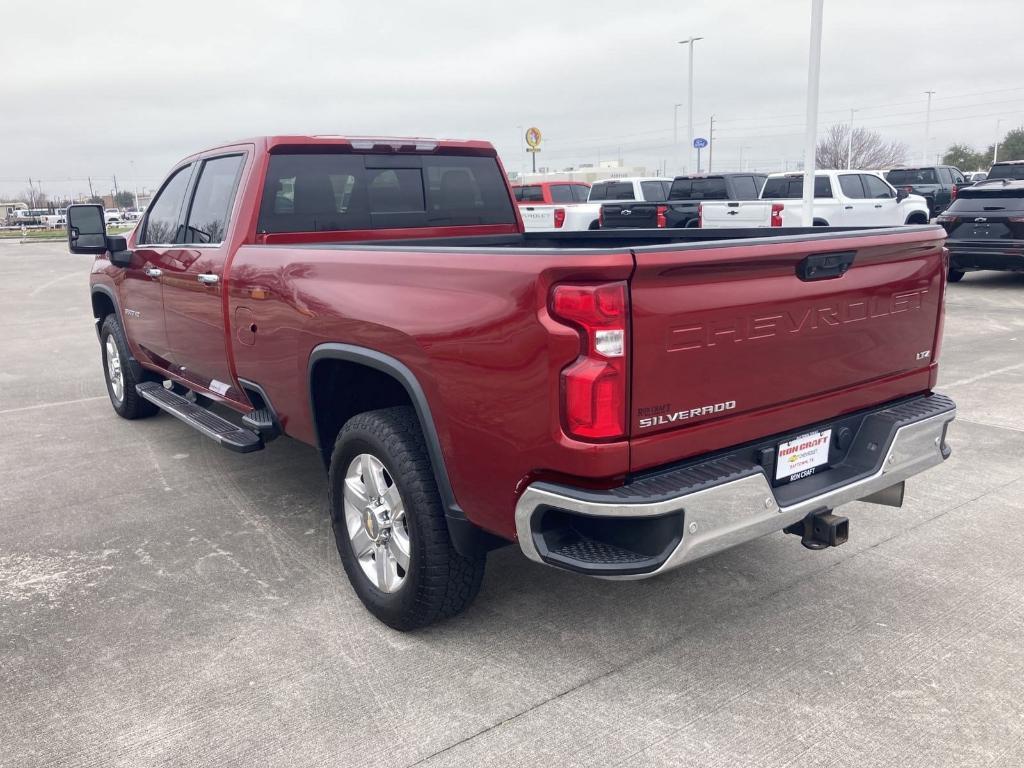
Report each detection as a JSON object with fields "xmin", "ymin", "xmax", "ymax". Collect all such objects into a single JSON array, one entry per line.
[
  {"xmin": 328, "ymin": 406, "xmax": 485, "ymax": 630},
  {"xmin": 948, "ymin": 268, "xmax": 966, "ymax": 283},
  {"xmin": 99, "ymin": 314, "xmax": 158, "ymax": 419}
]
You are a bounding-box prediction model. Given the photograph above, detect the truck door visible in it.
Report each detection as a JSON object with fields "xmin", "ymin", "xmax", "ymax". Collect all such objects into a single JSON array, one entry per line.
[
  {"xmin": 862, "ymin": 173, "xmax": 901, "ymax": 224},
  {"xmin": 836, "ymin": 174, "xmax": 875, "ymax": 225},
  {"xmin": 122, "ymin": 163, "xmax": 194, "ymax": 367},
  {"xmin": 161, "ymin": 153, "xmax": 247, "ymax": 404}
]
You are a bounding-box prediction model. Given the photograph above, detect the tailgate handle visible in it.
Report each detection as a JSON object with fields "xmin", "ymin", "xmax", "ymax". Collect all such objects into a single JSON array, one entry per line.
[{"xmin": 797, "ymin": 250, "xmax": 856, "ymax": 281}]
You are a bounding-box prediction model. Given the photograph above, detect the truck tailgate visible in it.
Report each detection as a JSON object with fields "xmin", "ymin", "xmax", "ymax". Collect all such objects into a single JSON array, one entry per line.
[
  {"xmin": 602, "ymin": 203, "xmax": 659, "ymax": 229},
  {"xmin": 518, "ymin": 205, "xmax": 556, "ymax": 231},
  {"xmin": 628, "ymin": 228, "xmax": 946, "ymax": 471},
  {"xmin": 700, "ymin": 201, "xmax": 770, "ymax": 228}
]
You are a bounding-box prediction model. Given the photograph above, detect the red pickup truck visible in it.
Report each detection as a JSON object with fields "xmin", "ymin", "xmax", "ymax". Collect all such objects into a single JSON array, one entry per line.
[{"xmin": 67, "ymin": 136, "xmax": 956, "ymax": 630}]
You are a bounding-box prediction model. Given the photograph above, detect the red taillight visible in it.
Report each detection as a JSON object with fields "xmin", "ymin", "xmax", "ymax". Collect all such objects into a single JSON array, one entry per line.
[
  {"xmin": 550, "ymin": 282, "xmax": 628, "ymax": 441},
  {"xmin": 951, "ymin": 185, "xmax": 958, "ymax": 201},
  {"xmin": 698, "ymin": 202, "xmax": 703, "ymax": 228},
  {"xmin": 770, "ymin": 203, "xmax": 784, "ymax": 228},
  {"xmin": 1008, "ymin": 216, "xmax": 1024, "ymax": 223},
  {"xmin": 656, "ymin": 205, "xmax": 667, "ymax": 228},
  {"xmin": 936, "ymin": 214, "xmax": 959, "ymax": 225},
  {"xmin": 553, "ymin": 207, "xmax": 566, "ymax": 228},
  {"xmin": 598, "ymin": 207, "xmax": 604, "ymax": 227},
  {"xmin": 902, "ymin": 186, "xmax": 913, "ymax": 194}
]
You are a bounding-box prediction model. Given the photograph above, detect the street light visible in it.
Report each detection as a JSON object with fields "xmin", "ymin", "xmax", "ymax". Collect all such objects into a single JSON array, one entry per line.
[
  {"xmin": 673, "ymin": 103, "xmax": 682, "ymax": 174},
  {"xmin": 677, "ymin": 36, "xmax": 703, "ymax": 174},
  {"xmin": 846, "ymin": 108, "xmax": 858, "ymax": 169},
  {"xmin": 922, "ymin": 90, "xmax": 935, "ymax": 164},
  {"xmin": 739, "ymin": 145, "xmax": 752, "ymax": 171},
  {"xmin": 800, "ymin": 0, "xmax": 824, "ymax": 227}
]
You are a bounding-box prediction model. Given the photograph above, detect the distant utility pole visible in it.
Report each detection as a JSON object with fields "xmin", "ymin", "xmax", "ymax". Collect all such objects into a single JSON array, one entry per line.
[
  {"xmin": 994, "ymin": 118, "xmax": 1003, "ymax": 163},
  {"xmin": 27, "ymin": 178, "xmax": 35, "ymax": 207},
  {"xmin": 708, "ymin": 115, "xmax": 715, "ymax": 172},
  {"xmin": 922, "ymin": 90, "xmax": 935, "ymax": 164},
  {"xmin": 846, "ymin": 108, "xmax": 858, "ymax": 169},
  {"xmin": 87, "ymin": 176, "xmax": 95, "ymax": 201},
  {"xmin": 112, "ymin": 174, "xmax": 120, "ymax": 202},
  {"xmin": 678, "ymin": 36, "xmax": 703, "ymax": 174}
]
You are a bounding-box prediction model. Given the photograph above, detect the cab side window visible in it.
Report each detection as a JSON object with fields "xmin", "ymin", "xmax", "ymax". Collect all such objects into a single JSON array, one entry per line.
[
  {"xmin": 183, "ymin": 155, "xmax": 244, "ymax": 244},
  {"xmin": 140, "ymin": 165, "xmax": 192, "ymax": 245}
]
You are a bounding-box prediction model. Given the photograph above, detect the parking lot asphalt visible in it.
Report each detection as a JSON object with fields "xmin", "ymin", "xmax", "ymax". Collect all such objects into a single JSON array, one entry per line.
[{"xmin": 2, "ymin": 238, "xmax": 1023, "ymax": 768}]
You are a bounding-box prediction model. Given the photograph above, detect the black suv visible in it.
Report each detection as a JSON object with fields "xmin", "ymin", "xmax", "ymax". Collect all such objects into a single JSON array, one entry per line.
[
  {"xmin": 986, "ymin": 160, "xmax": 1024, "ymax": 181},
  {"xmin": 885, "ymin": 165, "xmax": 969, "ymax": 217},
  {"xmin": 936, "ymin": 178, "xmax": 1024, "ymax": 281},
  {"xmin": 599, "ymin": 173, "xmax": 766, "ymax": 229}
]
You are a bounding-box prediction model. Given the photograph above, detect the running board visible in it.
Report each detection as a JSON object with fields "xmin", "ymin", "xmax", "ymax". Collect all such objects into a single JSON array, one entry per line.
[{"xmin": 136, "ymin": 382, "xmax": 263, "ymax": 453}]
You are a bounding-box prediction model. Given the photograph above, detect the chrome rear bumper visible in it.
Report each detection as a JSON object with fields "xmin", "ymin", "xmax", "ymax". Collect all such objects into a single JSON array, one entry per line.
[{"xmin": 515, "ymin": 394, "xmax": 955, "ymax": 579}]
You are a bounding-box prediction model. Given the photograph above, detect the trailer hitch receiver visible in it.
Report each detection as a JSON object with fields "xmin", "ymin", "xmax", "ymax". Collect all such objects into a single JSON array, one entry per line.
[{"xmin": 784, "ymin": 508, "xmax": 849, "ymax": 550}]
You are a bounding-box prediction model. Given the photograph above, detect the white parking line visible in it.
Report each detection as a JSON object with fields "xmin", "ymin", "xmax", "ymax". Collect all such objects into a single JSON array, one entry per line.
[
  {"xmin": 942, "ymin": 362, "xmax": 1024, "ymax": 389},
  {"xmin": 0, "ymin": 396, "xmax": 106, "ymax": 416}
]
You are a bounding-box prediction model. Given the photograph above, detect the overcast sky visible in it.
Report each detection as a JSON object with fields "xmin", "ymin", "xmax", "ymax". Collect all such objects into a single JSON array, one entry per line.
[{"xmin": 2, "ymin": 0, "xmax": 1022, "ymax": 200}]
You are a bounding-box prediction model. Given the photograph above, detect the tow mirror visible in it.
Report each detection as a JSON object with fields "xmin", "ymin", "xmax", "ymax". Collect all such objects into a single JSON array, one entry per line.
[
  {"xmin": 67, "ymin": 204, "xmax": 133, "ymax": 266},
  {"xmin": 67, "ymin": 204, "xmax": 108, "ymax": 254}
]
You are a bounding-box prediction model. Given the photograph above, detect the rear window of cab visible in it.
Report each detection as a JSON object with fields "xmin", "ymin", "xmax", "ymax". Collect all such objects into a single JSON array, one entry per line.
[{"xmin": 259, "ymin": 152, "xmax": 516, "ymax": 233}]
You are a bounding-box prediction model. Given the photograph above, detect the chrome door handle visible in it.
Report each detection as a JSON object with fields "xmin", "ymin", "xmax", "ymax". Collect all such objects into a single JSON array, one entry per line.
[
  {"xmin": 197, "ymin": 274, "xmax": 220, "ymax": 285},
  {"xmin": 145, "ymin": 268, "xmax": 163, "ymax": 278}
]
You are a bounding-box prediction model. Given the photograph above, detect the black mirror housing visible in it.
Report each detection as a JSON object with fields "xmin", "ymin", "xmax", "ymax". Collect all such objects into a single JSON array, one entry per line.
[
  {"xmin": 67, "ymin": 204, "xmax": 107, "ymax": 254},
  {"xmin": 107, "ymin": 236, "xmax": 132, "ymax": 267},
  {"xmin": 896, "ymin": 189, "xmax": 909, "ymax": 202}
]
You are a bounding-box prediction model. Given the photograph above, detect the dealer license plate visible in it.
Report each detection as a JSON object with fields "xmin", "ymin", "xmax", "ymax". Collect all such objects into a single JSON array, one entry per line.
[{"xmin": 775, "ymin": 429, "xmax": 832, "ymax": 483}]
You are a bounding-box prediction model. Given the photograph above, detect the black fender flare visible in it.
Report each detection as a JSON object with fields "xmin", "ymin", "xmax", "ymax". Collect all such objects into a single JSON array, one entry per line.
[
  {"xmin": 91, "ymin": 284, "xmax": 147, "ymax": 383},
  {"xmin": 307, "ymin": 343, "xmax": 504, "ymax": 557}
]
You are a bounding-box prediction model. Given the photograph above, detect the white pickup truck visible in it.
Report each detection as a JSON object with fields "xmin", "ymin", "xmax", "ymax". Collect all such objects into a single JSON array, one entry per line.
[
  {"xmin": 699, "ymin": 170, "xmax": 930, "ymax": 228},
  {"xmin": 518, "ymin": 177, "xmax": 673, "ymax": 232}
]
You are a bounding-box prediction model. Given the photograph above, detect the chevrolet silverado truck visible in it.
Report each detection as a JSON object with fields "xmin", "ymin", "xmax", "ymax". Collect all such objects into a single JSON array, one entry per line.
[
  {"xmin": 885, "ymin": 165, "xmax": 969, "ymax": 217},
  {"xmin": 701, "ymin": 170, "xmax": 931, "ymax": 228},
  {"xmin": 599, "ymin": 173, "xmax": 766, "ymax": 230},
  {"xmin": 67, "ymin": 135, "xmax": 956, "ymax": 630}
]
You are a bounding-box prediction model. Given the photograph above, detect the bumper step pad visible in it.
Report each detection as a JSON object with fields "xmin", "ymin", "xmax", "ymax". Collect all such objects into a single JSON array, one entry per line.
[{"xmin": 136, "ymin": 382, "xmax": 263, "ymax": 453}]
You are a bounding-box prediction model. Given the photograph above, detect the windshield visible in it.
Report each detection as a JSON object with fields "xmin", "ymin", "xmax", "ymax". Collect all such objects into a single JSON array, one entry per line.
[
  {"xmin": 887, "ymin": 168, "xmax": 938, "ymax": 185},
  {"xmin": 987, "ymin": 164, "xmax": 1024, "ymax": 180}
]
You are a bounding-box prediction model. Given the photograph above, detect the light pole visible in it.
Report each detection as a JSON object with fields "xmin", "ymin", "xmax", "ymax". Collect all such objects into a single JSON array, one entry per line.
[
  {"xmin": 673, "ymin": 103, "xmax": 682, "ymax": 174},
  {"xmin": 739, "ymin": 145, "xmax": 751, "ymax": 171},
  {"xmin": 678, "ymin": 36, "xmax": 703, "ymax": 174},
  {"xmin": 922, "ymin": 90, "xmax": 935, "ymax": 164},
  {"xmin": 129, "ymin": 160, "xmax": 140, "ymax": 211},
  {"xmin": 994, "ymin": 118, "xmax": 1003, "ymax": 163},
  {"xmin": 846, "ymin": 108, "xmax": 858, "ymax": 169},
  {"xmin": 800, "ymin": 0, "xmax": 824, "ymax": 227}
]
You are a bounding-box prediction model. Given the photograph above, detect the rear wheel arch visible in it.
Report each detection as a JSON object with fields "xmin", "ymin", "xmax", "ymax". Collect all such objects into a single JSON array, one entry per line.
[
  {"xmin": 813, "ymin": 218, "xmax": 829, "ymax": 227},
  {"xmin": 905, "ymin": 211, "xmax": 929, "ymax": 225},
  {"xmin": 308, "ymin": 344, "xmax": 501, "ymax": 556}
]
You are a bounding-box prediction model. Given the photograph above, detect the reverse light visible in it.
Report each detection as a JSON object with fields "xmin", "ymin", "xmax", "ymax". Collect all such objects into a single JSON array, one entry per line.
[
  {"xmin": 770, "ymin": 203, "xmax": 784, "ymax": 228},
  {"xmin": 554, "ymin": 207, "xmax": 566, "ymax": 228},
  {"xmin": 656, "ymin": 205, "xmax": 668, "ymax": 228},
  {"xmin": 550, "ymin": 282, "xmax": 629, "ymax": 440}
]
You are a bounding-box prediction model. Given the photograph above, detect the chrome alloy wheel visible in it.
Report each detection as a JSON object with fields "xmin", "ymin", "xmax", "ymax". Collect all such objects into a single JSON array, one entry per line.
[
  {"xmin": 105, "ymin": 336, "xmax": 124, "ymax": 403},
  {"xmin": 343, "ymin": 453, "xmax": 411, "ymax": 593}
]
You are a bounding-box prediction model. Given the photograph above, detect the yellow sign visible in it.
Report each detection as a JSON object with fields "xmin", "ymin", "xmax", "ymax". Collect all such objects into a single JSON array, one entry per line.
[{"xmin": 525, "ymin": 127, "xmax": 542, "ymax": 149}]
